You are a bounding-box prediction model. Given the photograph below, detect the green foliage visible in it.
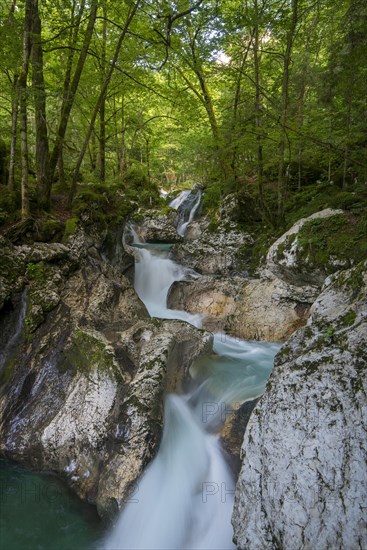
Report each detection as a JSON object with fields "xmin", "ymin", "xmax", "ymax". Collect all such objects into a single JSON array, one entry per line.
[
  {"xmin": 297, "ymin": 214, "xmax": 367, "ymax": 268},
  {"xmin": 124, "ymin": 164, "xmax": 149, "ymax": 188},
  {"xmin": 59, "ymin": 329, "xmax": 121, "ymax": 379},
  {"xmin": 0, "ymin": 189, "xmax": 20, "ymax": 217},
  {"xmin": 202, "ymin": 185, "xmax": 222, "ymax": 212},
  {"xmin": 285, "ymin": 184, "xmax": 367, "ymax": 227},
  {"xmin": 340, "ymin": 310, "xmax": 357, "ymax": 327},
  {"xmin": 36, "ymin": 218, "xmax": 64, "ymax": 242},
  {"xmin": 63, "ymin": 217, "xmax": 79, "ymax": 242},
  {"xmin": 26, "ymin": 262, "xmax": 46, "ymax": 282}
]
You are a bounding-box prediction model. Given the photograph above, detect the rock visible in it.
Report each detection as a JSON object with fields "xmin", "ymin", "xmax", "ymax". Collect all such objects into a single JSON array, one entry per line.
[
  {"xmin": 266, "ymin": 208, "xmax": 346, "ymax": 286},
  {"xmin": 132, "ymin": 210, "xmax": 181, "ymax": 243},
  {"xmin": 220, "ymin": 399, "xmax": 258, "ymax": 476},
  {"xmin": 232, "ymin": 261, "xmax": 367, "ymax": 550},
  {"xmin": 184, "ymin": 217, "xmax": 210, "ymax": 241},
  {"xmin": 167, "ymin": 275, "xmax": 314, "ymax": 342},
  {"xmin": 97, "ymin": 320, "xmax": 212, "ymax": 517},
  {"xmin": 0, "ymin": 228, "xmax": 212, "ymax": 521},
  {"xmin": 171, "ymin": 225, "xmax": 253, "ymax": 275}
]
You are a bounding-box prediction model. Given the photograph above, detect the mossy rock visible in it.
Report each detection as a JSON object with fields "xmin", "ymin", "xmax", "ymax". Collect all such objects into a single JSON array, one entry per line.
[
  {"xmin": 63, "ymin": 217, "xmax": 79, "ymax": 242},
  {"xmin": 59, "ymin": 329, "xmax": 123, "ymax": 380},
  {"xmin": 35, "ymin": 218, "xmax": 64, "ymax": 242},
  {"xmin": 296, "ymin": 213, "xmax": 367, "ymax": 270}
]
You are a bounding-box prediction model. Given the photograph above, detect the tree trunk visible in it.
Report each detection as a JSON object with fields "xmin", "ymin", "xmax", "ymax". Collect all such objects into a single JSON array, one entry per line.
[
  {"xmin": 277, "ymin": 0, "xmax": 298, "ymax": 225},
  {"xmin": 8, "ymin": 75, "xmax": 19, "ymax": 193},
  {"xmin": 119, "ymin": 90, "xmax": 128, "ymax": 178},
  {"xmin": 98, "ymin": 0, "xmax": 108, "ymax": 182},
  {"xmin": 58, "ymin": 148, "xmax": 65, "ymax": 188},
  {"xmin": 69, "ymin": 0, "xmax": 141, "ymax": 205},
  {"xmin": 328, "ymin": 114, "xmax": 332, "ymax": 183},
  {"xmin": 231, "ymin": 33, "xmax": 253, "ymax": 187},
  {"xmin": 342, "ymin": 100, "xmax": 351, "ymax": 189},
  {"xmin": 32, "ymin": 0, "xmax": 50, "ymax": 211},
  {"xmin": 253, "ymin": 18, "xmax": 264, "ymax": 202},
  {"xmin": 18, "ymin": 0, "xmax": 33, "ymax": 219},
  {"xmin": 49, "ymin": 0, "xmax": 97, "ymax": 183}
]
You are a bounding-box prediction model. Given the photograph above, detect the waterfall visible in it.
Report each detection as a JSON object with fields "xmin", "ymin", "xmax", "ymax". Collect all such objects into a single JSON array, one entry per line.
[
  {"xmin": 132, "ymin": 227, "xmax": 203, "ymax": 327},
  {"xmin": 104, "ymin": 394, "xmax": 234, "ymax": 550},
  {"xmin": 169, "ymin": 189, "xmax": 202, "ymax": 236},
  {"xmin": 104, "ymin": 226, "xmax": 280, "ymax": 550}
]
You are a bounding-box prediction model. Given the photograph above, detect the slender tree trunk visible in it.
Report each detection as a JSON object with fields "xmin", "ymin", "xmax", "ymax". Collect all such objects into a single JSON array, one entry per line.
[
  {"xmin": 89, "ymin": 132, "xmax": 98, "ymax": 172},
  {"xmin": 253, "ymin": 19, "xmax": 264, "ymax": 201},
  {"xmin": 119, "ymin": 90, "xmax": 128, "ymax": 178},
  {"xmin": 32, "ymin": 0, "xmax": 50, "ymax": 211},
  {"xmin": 49, "ymin": 0, "xmax": 97, "ymax": 183},
  {"xmin": 343, "ymin": 100, "xmax": 351, "ymax": 189},
  {"xmin": 112, "ymin": 93, "xmax": 121, "ymax": 171},
  {"xmin": 231, "ymin": 34, "xmax": 253, "ymax": 186},
  {"xmin": 252, "ymin": 7, "xmax": 273, "ymax": 225},
  {"xmin": 58, "ymin": 149, "xmax": 65, "ymax": 187},
  {"xmin": 18, "ymin": 0, "xmax": 33, "ymax": 219},
  {"xmin": 8, "ymin": 75, "xmax": 19, "ymax": 192},
  {"xmin": 145, "ymin": 137, "xmax": 151, "ymax": 183},
  {"xmin": 328, "ymin": 114, "xmax": 332, "ymax": 183},
  {"xmin": 277, "ymin": 0, "xmax": 298, "ymax": 225},
  {"xmin": 179, "ymin": 56, "xmax": 230, "ymax": 182},
  {"xmin": 54, "ymin": 0, "xmax": 84, "ymax": 188},
  {"xmin": 98, "ymin": 0, "xmax": 108, "ymax": 182},
  {"xmin": 69, "ymin": 0, "xmax": 141, "ymax": 205}
]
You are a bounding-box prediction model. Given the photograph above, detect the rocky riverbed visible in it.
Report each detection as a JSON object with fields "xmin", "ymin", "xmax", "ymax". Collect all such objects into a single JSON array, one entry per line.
[{"xmin": 0, "ymin": 198, "xmax": 366, "ymax": 549}]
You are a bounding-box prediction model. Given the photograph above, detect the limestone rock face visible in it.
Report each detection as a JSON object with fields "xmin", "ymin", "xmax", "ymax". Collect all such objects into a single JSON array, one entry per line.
[
  {"xmin": 171, "ymin": 225, "xmax": 253, "ymax": 276},
  {"xmin": 232, "ymin": 262, "xmax": 367, "ymax": 550},
  {"xmin": 96, "ymin": 320, "xmax": 212, "ymax": 517},
  {"xmin": 132, "ymin": 210, "xmax": 181, "ymax": 243},
  {"xmin": 0, "ymin": 224, "xmax": 212, "ymax": 519},
  {"xmin": 266, "ymin": 208, "xmax": 346, "ymax": 286},
  {"xmin": 167, "ymin": 275, "xmax": 314, "ymax": 342}
]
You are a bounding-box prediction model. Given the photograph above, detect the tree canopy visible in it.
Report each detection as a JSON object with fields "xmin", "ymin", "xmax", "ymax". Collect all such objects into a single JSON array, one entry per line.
[{"xmin": 0, "ymin": 0, "xmax": 366, "ymax": 227}]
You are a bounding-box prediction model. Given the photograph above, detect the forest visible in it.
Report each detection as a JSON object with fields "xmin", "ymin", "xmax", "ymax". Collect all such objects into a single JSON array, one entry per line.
[
  {"xmin": 0, "ymin": 2, "xmax": 367, "ymax": 549},
  {"xmin": 0, "ymin": 0, "xmax": 366, "ymax": 230}
]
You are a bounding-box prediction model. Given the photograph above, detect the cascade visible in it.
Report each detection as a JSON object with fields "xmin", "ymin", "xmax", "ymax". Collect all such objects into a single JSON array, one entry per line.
[
  {"xmin": 104, "ymin": 222, "xmax": 280, "ymax": 550},
  {"xmin": 169, "ymin": 188, "xmax": 202, "ymax": 236}
]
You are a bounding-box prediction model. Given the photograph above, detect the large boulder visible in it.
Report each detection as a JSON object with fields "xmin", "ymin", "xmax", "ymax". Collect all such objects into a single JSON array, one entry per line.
[
  {"xmin": 266, "ymin": 208, "xmax": 349, "ymax": 286},
  {"xmin": 171, "ymin": 225, "xmax": 253, "ymax": 276},
  {"xmin": 232, "ymin": 261, "xmax": 367, "ymax": 549},
  {"xmin": 167, "ymin": 275, "xmax": 315, "ymax": 342},
  {"xmin": 132, "ymin": 210, "xmax": 181, "ymax": 243}
]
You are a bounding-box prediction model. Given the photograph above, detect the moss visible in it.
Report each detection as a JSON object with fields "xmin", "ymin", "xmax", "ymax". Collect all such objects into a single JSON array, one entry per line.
[
  {"xmin": 289, "ymin": 214, "xmax": 365, "ymax": 276},
  {"xmin": 36, "ymin": 218, "xmax": 64, "ymax": 242},
  {"xmin": 340, "ymin": 310, "xmax": 357, "ymax": 327},
  {"xmin": 207, "ymin": 219, "xmax": 220, "ymax": 233},
  {"xmin": 303, "ymin": 326, "xmax": 314, "ymax": 339},
  {"xmin": 285, "ymin": 183, "xmax": 367, "ymax": 227},
  {"xmin": 338, "ymin": 262, "xmax": 365, "ymax": 291},
  {"xmin": 351, "ymin": 376, "xmax": 366, "ymax": 396},
  {"xmin": 63, "ymin": 217, "xmax": 79, "ymax": 242},
  {"xmin": 26, "ymin": 262, "xmax": 47, "ymax": 282},
  {"xmin": 276, "ymin": 345, "xmax": 291, "ymax": 362},
  {"xmin": 59, "ymin": 329, "xmax": 122, "ymax": 380},
  {"xmin": 0, "ymin": 355, "xmax": 17, "ymax": 385}
]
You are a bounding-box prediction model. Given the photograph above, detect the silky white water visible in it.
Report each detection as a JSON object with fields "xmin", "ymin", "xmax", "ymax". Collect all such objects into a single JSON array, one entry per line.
[
  {"xmin": 169, "ymin": 189, "xmax": 202, "ymax": 236},
  {"xmin": 104, "ymin": 208, "xmax": 280, "ymax": 550}
]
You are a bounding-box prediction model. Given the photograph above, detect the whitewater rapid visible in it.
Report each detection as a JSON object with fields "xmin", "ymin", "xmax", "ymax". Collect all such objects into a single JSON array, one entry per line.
[{"xmin": 103, "ymin": 191, "xmax": 279, "ymax": 550}]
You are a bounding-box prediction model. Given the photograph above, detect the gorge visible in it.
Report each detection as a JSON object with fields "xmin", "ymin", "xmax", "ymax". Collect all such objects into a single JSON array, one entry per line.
[{"xmin": 0, "ymin": 188, "xmax": 366, "ymax": 550}]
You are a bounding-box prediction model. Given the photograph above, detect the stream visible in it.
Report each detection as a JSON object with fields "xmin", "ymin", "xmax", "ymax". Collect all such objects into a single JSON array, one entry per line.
[
  {"xmin": 1, "ymin": 190, "xmax": 279, "ymax": 550},
  {"xmin": 103, "ymin": 191, "xmax": 280, "ymax": 549}
]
